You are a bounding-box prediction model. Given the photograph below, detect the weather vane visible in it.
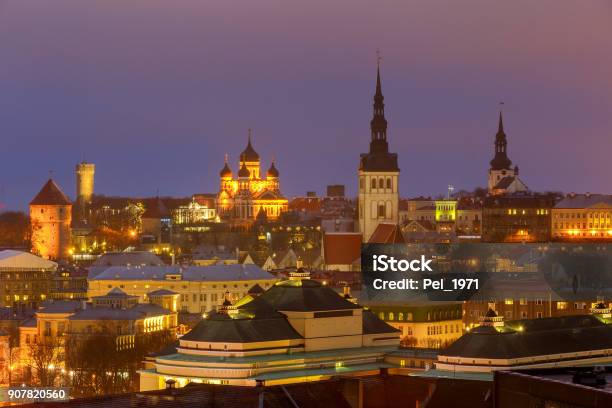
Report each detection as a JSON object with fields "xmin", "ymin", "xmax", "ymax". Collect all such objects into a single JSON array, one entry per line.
[{"xmin": 376, "ymin": 48, "xmax": 382, "ymax": 66}]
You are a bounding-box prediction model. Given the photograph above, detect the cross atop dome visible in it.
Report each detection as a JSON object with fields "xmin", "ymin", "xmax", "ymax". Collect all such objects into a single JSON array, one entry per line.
[{"xmin": 240, "ymin": 128, "xmax": 260, "ymax": 163}]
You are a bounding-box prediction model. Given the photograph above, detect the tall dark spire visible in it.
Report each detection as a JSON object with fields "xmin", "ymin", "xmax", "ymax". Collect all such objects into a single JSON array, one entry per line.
[
  {"xmin": 490, "ymin": 110, "xmax": 512, "ymax": 170},
  {"xmin": 370, "ymin": 61, "xmax": 388, "ymax": 152},
  {"xmin": 359, "ymin": 56, "xmax": 399, "ymax": 172}
]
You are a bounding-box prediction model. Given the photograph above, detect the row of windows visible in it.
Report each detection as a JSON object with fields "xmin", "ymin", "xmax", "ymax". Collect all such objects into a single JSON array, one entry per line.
[
  {"xmin": 379, "ymin": 310, "xmax": 461, "ymax": 322},
  {"xmin": 506, "ymin": 209, "xmax": 549, "ymax": 215},
  {"xmin": 359, "ymin": 176, "xmax": 394, "ymax": 192},
  {"xmin": 107, "ymin": 282, "xmax": 270, "ymax": 290},
  {"xmin": 426, "ymin": 324, "xmax": 461, "ymax": 336},
  {"xmin": 555, "ymin": 212, "xmax": 611, "ymax": 219},
  {"xmin": 554, "ymin": 222, "xmax": 612, "ymax": 229}
]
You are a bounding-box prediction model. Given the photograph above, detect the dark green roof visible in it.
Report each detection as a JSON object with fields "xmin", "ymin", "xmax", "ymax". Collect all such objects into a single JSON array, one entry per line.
[
  {"xmin": 255, "ymin": 279, "xmax": 361, "ymax": 312},
  {"xmin": 442, "ymin": 315, "xmax": 612, "ymax": 359},
  {"xmin": 181, "ymin": 310, "xmax": 302, "ymax": 343}
]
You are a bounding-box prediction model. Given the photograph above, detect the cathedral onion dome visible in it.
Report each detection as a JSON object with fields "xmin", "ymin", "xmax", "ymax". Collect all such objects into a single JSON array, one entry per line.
[
  {"xmin": 240, "ymin": 132, "xmax": 260, "ymax": 162},
  {"xmin": 267, "ymin": 161, "xmax": 279, "ymax": 178},
  {"xmin": 238, "ymin": 162, "xmax": 250, "ymax": 178},
  {"xmin": 219, "ymin": 162, "xmax": 232, "ymax": 178}
]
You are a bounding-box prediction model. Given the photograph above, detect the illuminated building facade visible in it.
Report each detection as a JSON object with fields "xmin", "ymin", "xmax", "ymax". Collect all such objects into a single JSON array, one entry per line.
[
  {"xmin": 551, "ymin": 193, "xmax": 612, "ymax": 240},
  {"xmin": 139, "ymin": 269, "xmax": 399, "ymax": 390},
  {"xmin": 366, "ymin": 301, "xmax": 463, "ymax": 349},
  {"xmin": 358, "ymin": 64, "xmax": 400, "ymax": 241},
  {"xmin": 216, "ymin": 134, "xmax": 288, "ymax": 224},
  {"xmin": 87, "ymin": 264, "xmax": 278, "ymax": 313},
  {"xmin": 487, "ymin": 112, "xmax": 528, "ymax": 195},
  {"xmin": 173, "ymin": 197, "xmax": 217, "ymax": 225},
  {"xmin": 481, "ymin": 194, "xmax": 553, "ymax": 242},
  {"xmin": 30, "ymin": 179, "xmax": 72, "ymax": 260},
  {"xmin": 16, "ymin": 290, "xmax": 177, "ymax": 383},
  {"xmin": 0, "ymin": 250, "xmax": 55, "ymax": 311}
]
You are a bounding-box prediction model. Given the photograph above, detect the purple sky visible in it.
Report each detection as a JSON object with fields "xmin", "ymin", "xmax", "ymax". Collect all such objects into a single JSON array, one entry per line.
[{"xmin": 1, "ymin": 1, "xmax": 611, "ymax": 211}]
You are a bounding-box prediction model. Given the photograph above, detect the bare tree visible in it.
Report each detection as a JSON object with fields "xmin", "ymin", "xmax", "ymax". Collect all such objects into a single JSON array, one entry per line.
[
  {"xmin": 25, "ymin": 336, "xmax": 63, "ymax": 386},
  {"xmin": 65, "ymin": 324, "xmax": 174, "ymax": 397}
]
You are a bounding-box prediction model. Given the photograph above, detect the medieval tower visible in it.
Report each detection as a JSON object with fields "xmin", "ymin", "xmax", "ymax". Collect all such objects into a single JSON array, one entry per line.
[
  {"xmin": 358, "ymin": 63, "xmax": 400, "ymax": 241},
  {"xmin": 30, "ymin": 178, "xmax": 72, "ymax": 260},
  {"xmin": 75, "ymin": 161, "xmax": 95, "ymax": 204}
]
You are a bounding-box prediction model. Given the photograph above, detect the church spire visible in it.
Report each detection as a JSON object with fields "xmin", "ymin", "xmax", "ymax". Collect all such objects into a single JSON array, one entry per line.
[
  {"xmin": 490, "ymin": 107, "xmax": 512, "ymax": 171},
  {"xmin": 370, "ymin": 51, "xmax": 388, "ymax": 152}
]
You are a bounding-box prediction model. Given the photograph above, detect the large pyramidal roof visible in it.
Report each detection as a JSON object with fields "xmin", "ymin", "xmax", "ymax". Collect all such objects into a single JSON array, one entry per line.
[{"xmin": 30, "ymin": 179, "xmax": 71, "ymax": 206}]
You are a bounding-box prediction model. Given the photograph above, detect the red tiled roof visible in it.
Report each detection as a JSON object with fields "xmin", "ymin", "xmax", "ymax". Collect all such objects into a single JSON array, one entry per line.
[
  {"xmin": 368, "ymin": 223, "xmax": 405, "ymax": 244},
  {"xmin": 323, "ymin": 233, "xmax": 362, "ymax": 265},
  {"xmin": 142, "ymin": 197, "xmax": 170, "ymax": 218},
  {"xmin": 289, "ymin": 197, "xmax": 321, "ymax": 212},
  {"xmin": 30, "ymin": 179, "xmax": 71, "ymax": 206}
]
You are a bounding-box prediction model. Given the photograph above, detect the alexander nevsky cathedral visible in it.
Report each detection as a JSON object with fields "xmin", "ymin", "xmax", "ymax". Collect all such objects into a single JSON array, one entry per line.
[{"xmin": 216, "ymin": 131, "xmax": 288, "ymax": 224}]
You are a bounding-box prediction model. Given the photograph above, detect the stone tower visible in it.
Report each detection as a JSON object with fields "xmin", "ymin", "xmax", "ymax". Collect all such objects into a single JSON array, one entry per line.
[
  {"xmin": 30, "ymin": 179, "xmax": 72, "ymax": 260},
  {"xmin": 75, "ymin": 161, "xmax": 95, "ymax": 204},
  {"xmin": 358, "ymin": 63, "xmax": 400, "ymax": 241}
]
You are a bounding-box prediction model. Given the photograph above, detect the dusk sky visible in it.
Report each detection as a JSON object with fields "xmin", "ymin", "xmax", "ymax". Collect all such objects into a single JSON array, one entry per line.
[{"xmin": 1, "ymin": 1, "xmax": 611, "ymax": 211}]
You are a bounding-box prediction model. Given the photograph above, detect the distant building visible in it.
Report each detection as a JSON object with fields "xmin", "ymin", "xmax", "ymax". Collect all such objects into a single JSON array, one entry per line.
[
  {"xmin": 139, "ymin": 268, "xmax": 399, "ymax": 389},
  {"xmin": 0, "ymin": 250, "xmax": 56, "ymax": 311},
  {"xmin": 141, "ymin": 197, "xmax": 172, "ymax": 244},
  {"xmin": 462, "ymin": 273, "xmax": 606, "ymax": 329},
  {"xmin": 88, "ymin": 250, "xmax": 165, "ymax": 278},
  {"xmin": 455, "ymin": 198, "xmax": 482, "ymax": 235},
  {"xmin": 16, "ymin": 289, "xmax": 177, "ymax": 383},
  {"xmin": 399, "ymin": 197, "xmax": 434, "ymax": 223},
  {"xmin": 487, "ymin": 112, "xmax": 528, "ymax": 195},
  {"xmin": 172, "ymin": 197, "xmax": 217, "ymax": 226},
  {"xmin": 366, "ymin": 300, "xmax": 463, "ymax": 349},
  {"xmin": 216, "ymin": 133, "xmax": 288, "ymax": 224},
  {"xmin": 358, "ymin": 64, "xmax": 400, "ymax": 241},
  {"xmin": 551, "ymin": 193, "xmax": 612, "ymax": 241},
  {"xmin": 481, "ymin": 193, "xmax": 554, "ymax": 242},
  {"xmin": 87, "ymin": 264, "xmax": 278, "ymax": 313},
  {"xmin": 326, "ymin": 184, "xmax": 345, "ymax": 197},
  {"xmin": 30, "ymin": 179, "xmax": 72, "ymax": 260}
]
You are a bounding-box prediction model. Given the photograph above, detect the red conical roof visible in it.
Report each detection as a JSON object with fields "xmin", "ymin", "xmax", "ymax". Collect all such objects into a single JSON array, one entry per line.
[{"xmin": 30, "ymin": 179, "xmax": 71, "ymax": 206}]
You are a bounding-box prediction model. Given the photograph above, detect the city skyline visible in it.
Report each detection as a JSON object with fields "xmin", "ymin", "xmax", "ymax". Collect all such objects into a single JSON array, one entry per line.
[{"xmin": 1, "ymin": 1, "xmax": 612, "ymax": 211}]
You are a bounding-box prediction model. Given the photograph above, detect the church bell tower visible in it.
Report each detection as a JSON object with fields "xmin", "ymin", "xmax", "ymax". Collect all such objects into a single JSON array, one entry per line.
[{"xmin": 358, "ymin": 59, "xmax": 400, "ymax": 241}]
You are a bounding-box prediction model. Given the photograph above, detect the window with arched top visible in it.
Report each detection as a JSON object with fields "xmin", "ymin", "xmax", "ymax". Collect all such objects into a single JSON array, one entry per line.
[
  {"xmin": 371, "ymin": 178, "xmax": 377, "ymax": 190},
  {"xmin": 386, "ymin": 177, "xmax": 392, "ymax": 190},
  {"xmin": 389, "ymin": 312, "xmax": 394, "ymax": 321}
]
